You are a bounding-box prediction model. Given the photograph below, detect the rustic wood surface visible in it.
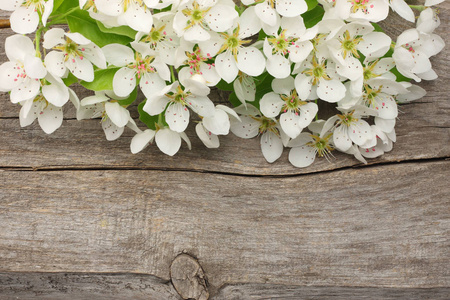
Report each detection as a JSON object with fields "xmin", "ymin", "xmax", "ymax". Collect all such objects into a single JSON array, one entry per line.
[{"xmin": 0, "ymin": 3, "xmax": 449, "ymax": 299}]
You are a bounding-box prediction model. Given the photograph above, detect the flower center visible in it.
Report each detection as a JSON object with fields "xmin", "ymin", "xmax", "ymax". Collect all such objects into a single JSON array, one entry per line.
[
  {"xmin": 307, "ymin": 133, "xmax": 334, "ymax": 157},
  {"xmin": 267, "ymin": 30, "xmax": 296, "ymax": 56},
  {"xmin": 227, "ymin": 37, "xmax": 239, "ymax": 49},
  {"xmin": 182, "ymin": 1, "xmax": 210, "ymax": 27},
  {"xmin": 337, "ymin": 111, "xmax": 357, "ymax": 127},
  {"xmin": 258, "ymin": 116, "xmax": 278, "ymax": 134},
  {"xmin": 348, "ymin": 0, "xmax": 372, "ymax": 14},
  {"xmin": 302, "ymin": 56, "xmax": 330, "ymax": 85},
  {"xmin": 280, "ymin": 89, "xmax": 307, "ymax": 114},
  {"xmin": 129, "ymin": 53, "xmax": 156, "ymax": 79},
  {"xmin": 184, "ymin": 48, "xmax": 210, "ymax": 75},
  {"xmin": 339, "ymin": 30, "xmax": 363, "ymax": 59}
]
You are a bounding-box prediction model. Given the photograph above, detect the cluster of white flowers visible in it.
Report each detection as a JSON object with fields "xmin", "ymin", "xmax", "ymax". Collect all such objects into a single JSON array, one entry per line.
[{"xmin": 0, "ymin": 0, "xmax": 445, "ymax": 167}]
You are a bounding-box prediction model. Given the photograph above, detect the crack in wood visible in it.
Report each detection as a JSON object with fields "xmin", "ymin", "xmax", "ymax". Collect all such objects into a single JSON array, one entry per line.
[{"xmin": 0, "ymin": 156, "xmax": 448, "ymax": 178}]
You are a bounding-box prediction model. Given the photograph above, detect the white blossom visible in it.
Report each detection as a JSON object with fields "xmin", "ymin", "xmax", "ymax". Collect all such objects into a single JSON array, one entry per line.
[
  {"xmin": 0, "ymin": 0, "xmax": 53, "ymax": 34},
  {"xmin": 260, "ymin": 76, "xmax": 318, "ymax": 139},
  {"xmin": 102, "ymin": 43, "xmax": 170, "ymax": 97},
  {"xmin": 44, "ymin": 28, "xmax": 107, "ymax": 82},
  {"xmin": 0, "ymin": 35, "xmax": 46, "ymax": 103}
]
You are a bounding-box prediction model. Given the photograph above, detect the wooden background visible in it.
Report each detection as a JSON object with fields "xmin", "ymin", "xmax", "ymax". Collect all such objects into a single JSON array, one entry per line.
[{"xmin": 0, "ymin": 4, "xmax": 449, "ymax": 299}]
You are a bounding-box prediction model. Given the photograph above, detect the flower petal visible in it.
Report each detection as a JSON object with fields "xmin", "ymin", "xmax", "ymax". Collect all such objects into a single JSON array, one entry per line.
[
  {"xmin": 333, "ymin": 125, "xmax": 352, "ymax": 151},
  {"xmin": 166, "ymin": 102, "xmax": 190, "ymax": 132},
  {"xmin": 102, "ymin": 117, "xmax": 124, "ymax": 141},
  {"xmin": 38, "ymin": 104, "xmax": 64, "ymax": 134},
  {"xmin": 203, "ymin": 108, "xmax": 230, "ymax": 135},
  {"xmin": 261, "ymin": 131, "xmax": 283, "ymax": 163},
  {"xmin": 215, "ymin": 51, "xmax": 239, "ymax": 83},
  {"xmin": 131, "ymin": 129, "xmax": 156, "ymax": 154},
  {"xmin": 10, "ymin": 6, "xmax": 39, "ymax": 34},
  {"xmin": 105, "ymin": 101, "xmax": 130, "ymax": 128},
  {"xmin": 113, "ymin": 67, "xmax": 136, "ymax": 97},
  {"xmin": 289, "ymin": 145, "xmax": 316, "ymax": 168},
  {"xmin": 196, "ymin": 123, "xmax": 220, "ymax": 148},
  {"xmin": 260, "ymin": 92, "xmax": 283, "ymax": 118},
  {"xmin": 66, "ymin": 55, "xmax": 94, "ymax": 82},
  {"xmin": 236, "ymin": 47, "xmax": 266, "ymax": 77},
  {"xmin": 102, "ymin": 44, "xmax": 135, "ymax": 67},
  {"xmin": 155, "ymin": 128, "xmax": 181, "ymax": 156}
]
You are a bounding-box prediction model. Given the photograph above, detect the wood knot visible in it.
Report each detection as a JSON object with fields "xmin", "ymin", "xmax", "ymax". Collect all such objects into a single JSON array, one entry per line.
[{"xmin": 170, "ymin": 254, "xmax": 209, "ymax": 300}]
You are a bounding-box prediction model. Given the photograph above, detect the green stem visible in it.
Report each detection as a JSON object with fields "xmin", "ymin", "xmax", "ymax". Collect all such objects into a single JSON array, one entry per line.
[
  {"xmin": 315, "ymin": 99, "xmax": 319, "ymax": 121},
  {"xmin": 409, "ymin": 5, "xmax": 426, "ymax": 11},
  {"xmin": 170, "ymin": 66, "xmax": 176, "ymax": 83},
  {"xmin": 35, "ymin": 27, "xmax": 42, "ymax": 58},
  {"xmin": 49, "ymin": 7, "xmax": 79, "ymax": 24}
]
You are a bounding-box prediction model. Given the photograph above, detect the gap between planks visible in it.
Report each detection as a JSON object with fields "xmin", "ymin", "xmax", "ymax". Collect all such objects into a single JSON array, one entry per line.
[{"xmin": 1, "ymin": 156, "xmax": 449, "ymax": 178}]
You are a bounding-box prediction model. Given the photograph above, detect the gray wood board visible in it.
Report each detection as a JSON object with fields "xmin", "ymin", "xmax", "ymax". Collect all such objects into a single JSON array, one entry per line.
[
  {"xmin": 0, "ymin": 160, "xmax": 449, "ymax": 296},
  {"xmin": 0, "ymin": 273, "xmax": 449, "ymax": 300}
]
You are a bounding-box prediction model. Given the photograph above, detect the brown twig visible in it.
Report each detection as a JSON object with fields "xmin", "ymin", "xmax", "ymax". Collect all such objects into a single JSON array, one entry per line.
[{"xmin": 0, "ymin": 19, "xmax": 11, "ymax": 29}]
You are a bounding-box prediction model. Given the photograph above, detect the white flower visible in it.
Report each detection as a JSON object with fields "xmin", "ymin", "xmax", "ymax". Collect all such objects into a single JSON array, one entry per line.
[
  {"xmin": 102, "ymin": 43, "xmax": 170, "ymax": 97},
  {"xmin": 133, "ymin": 12, "xmax": 180, "ymax": 66},
  {"xmin": 44, "ymin": 28, "xmax": 107, "ymax": 82},
  {"xmin": 334, "ymin": 0, "xmax": 389, "ymax": 22},
  {"xmin": 18, "ymin": 75, "xmax": 72, "ymax": 134},
  {"xmin": 130, "ymin": 127, "xmax": 191, "ymax": 156},
  {"xmin": 176, "ymin": 44, "xmax": 221, "ymax": 87},
  {"xmin": 0, "ymin": 0, "xmax": 53, "ymax": 34},
  {"xmin": 294, "ymin": 55, "xmax": 346, "ymax": 102},
  {"xmin": 389, "ymin": 0, "xmax": 415, "ymax": 23},
  {"xmin": 323, "ymin": 106, "xmax": 377, "ymax": 151},
  {"xmin": 233, "ymin": 72, "xmax": 256, "ymax": 105},
  {"xmin": 260, "ymin": 76, "xmax": 318, "ymax": 139},
  {"xmin": 241, "ymin": 0, "xmax": 308, "ymax": 25},
  {"xmin": 95, "ymin": 0, "xmax": 167, "ymax": 32},
  {"xmin": 392, "ymin": 28, "xmax": 445, "ymax": 82},
  {"xmin": 209, "ymin": 25, "xmax": 266, "ymax": 83},
  {"xmin": 0, "ymin": 35, "xmax": 47, "ymax": 103},
  {"xmin": 143, "ymin": 79, "xmax": 215, "ymax": 133},
  {"xmin": 196, "ymin": 104, "xmax": 241, "ymax": 148},
  {"xmin": 327, "ymin": 22, "xmax": 391, "ymax": 80},
  {"xmin": 230, "ymin": 104, "xmax": 289, "ymax": 163},
  {"xmin": 288, "ymin": 120, "xmax": 334, "ymax": 168},
  {"xmin": 78, "ymin": 91, "xmax": 134, "ymax": 141},
  {"xmin": 358, "ymin": 125, "xmax": 395, "ymax": 158},
  {"xmin": 263, "ymin": 16, "xmax": 316, "ymax": 79},
  {"xmin": 173, "ymin": 0, "xmax": 238, "ymax": 42}
]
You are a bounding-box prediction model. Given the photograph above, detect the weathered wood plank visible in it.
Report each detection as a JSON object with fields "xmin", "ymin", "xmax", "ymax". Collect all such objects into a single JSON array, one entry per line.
[
  {"xmin": 0, "ymin": 273, "xmax": 449, "ymax": 300},
  {"xmin": 0, "ymin": 160, "xmax": 448, "ymax": 295},
  {"xmin": 0, "ymin": 95, "xmax": 448, "ymax": 175},
  {"xmin": 214, "ymin": 284, "xmax": 450, "ymax": 299},
  {"xmin": 0, "ymin": 273, "xmax": 181, "ymax": 300}
]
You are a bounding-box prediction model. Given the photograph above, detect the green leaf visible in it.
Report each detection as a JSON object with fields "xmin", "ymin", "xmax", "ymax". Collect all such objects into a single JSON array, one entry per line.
[
  {"xmin": 80, "ymin": 68, "xmax": 120, "ymax": 91},
  {"xmin": 391, "ymin": 67, "xmax": 412, "ymax": 82},
  {"xmin": 117, "ymin": 87, "xmax": 138, "ymax": 106},
  {"xmin": 371, "ymin": 23, "xmax": 384, "ymax": 33},
  {"xmin": 138, "ymin": 100, "xmax": 159, "ymax": 130},
  {"xmin": 62, "ymin": 72, "xmax": 79, "ymax": 86},
  {"xmin": 228, "ymin": 92, "xmax": 241, "ymax": 108},
  {"xmin": 306, "ymin": 0, "xmax": 319, "ymax": 11},
  {"xmin": 53, "ymin": 0, "xmax": 78, "ymax": 15},
  {"xmin": 216, "ymin": 79, "xmax": 234, "ymax": 91},
  {"xmin": 258, "ymin": 30, "xmax": 269, "ymax": 41},
  {"xmin": 96, "ymin": 21, "xmax": 138, "ymax": 39},
  {"xmin": 302, "ymin": 5, "xmax": 325, "ymax": 28},
  {"xmin": 66, "ymin": 9, "xmax": 133, "ymax": 47}
]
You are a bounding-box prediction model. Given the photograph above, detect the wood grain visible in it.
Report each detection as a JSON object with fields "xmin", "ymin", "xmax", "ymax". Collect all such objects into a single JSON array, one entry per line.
[
  {"xmin": 0, "ymin": 272, "xmax": 181, "ymax": 300},
  {"xmin": 0, "ymin": 273, "xmax": 448, "ymax": 300},
  {"xmin": 0, "ymin": 160, "xmax": 449, "ymax": 296}
]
